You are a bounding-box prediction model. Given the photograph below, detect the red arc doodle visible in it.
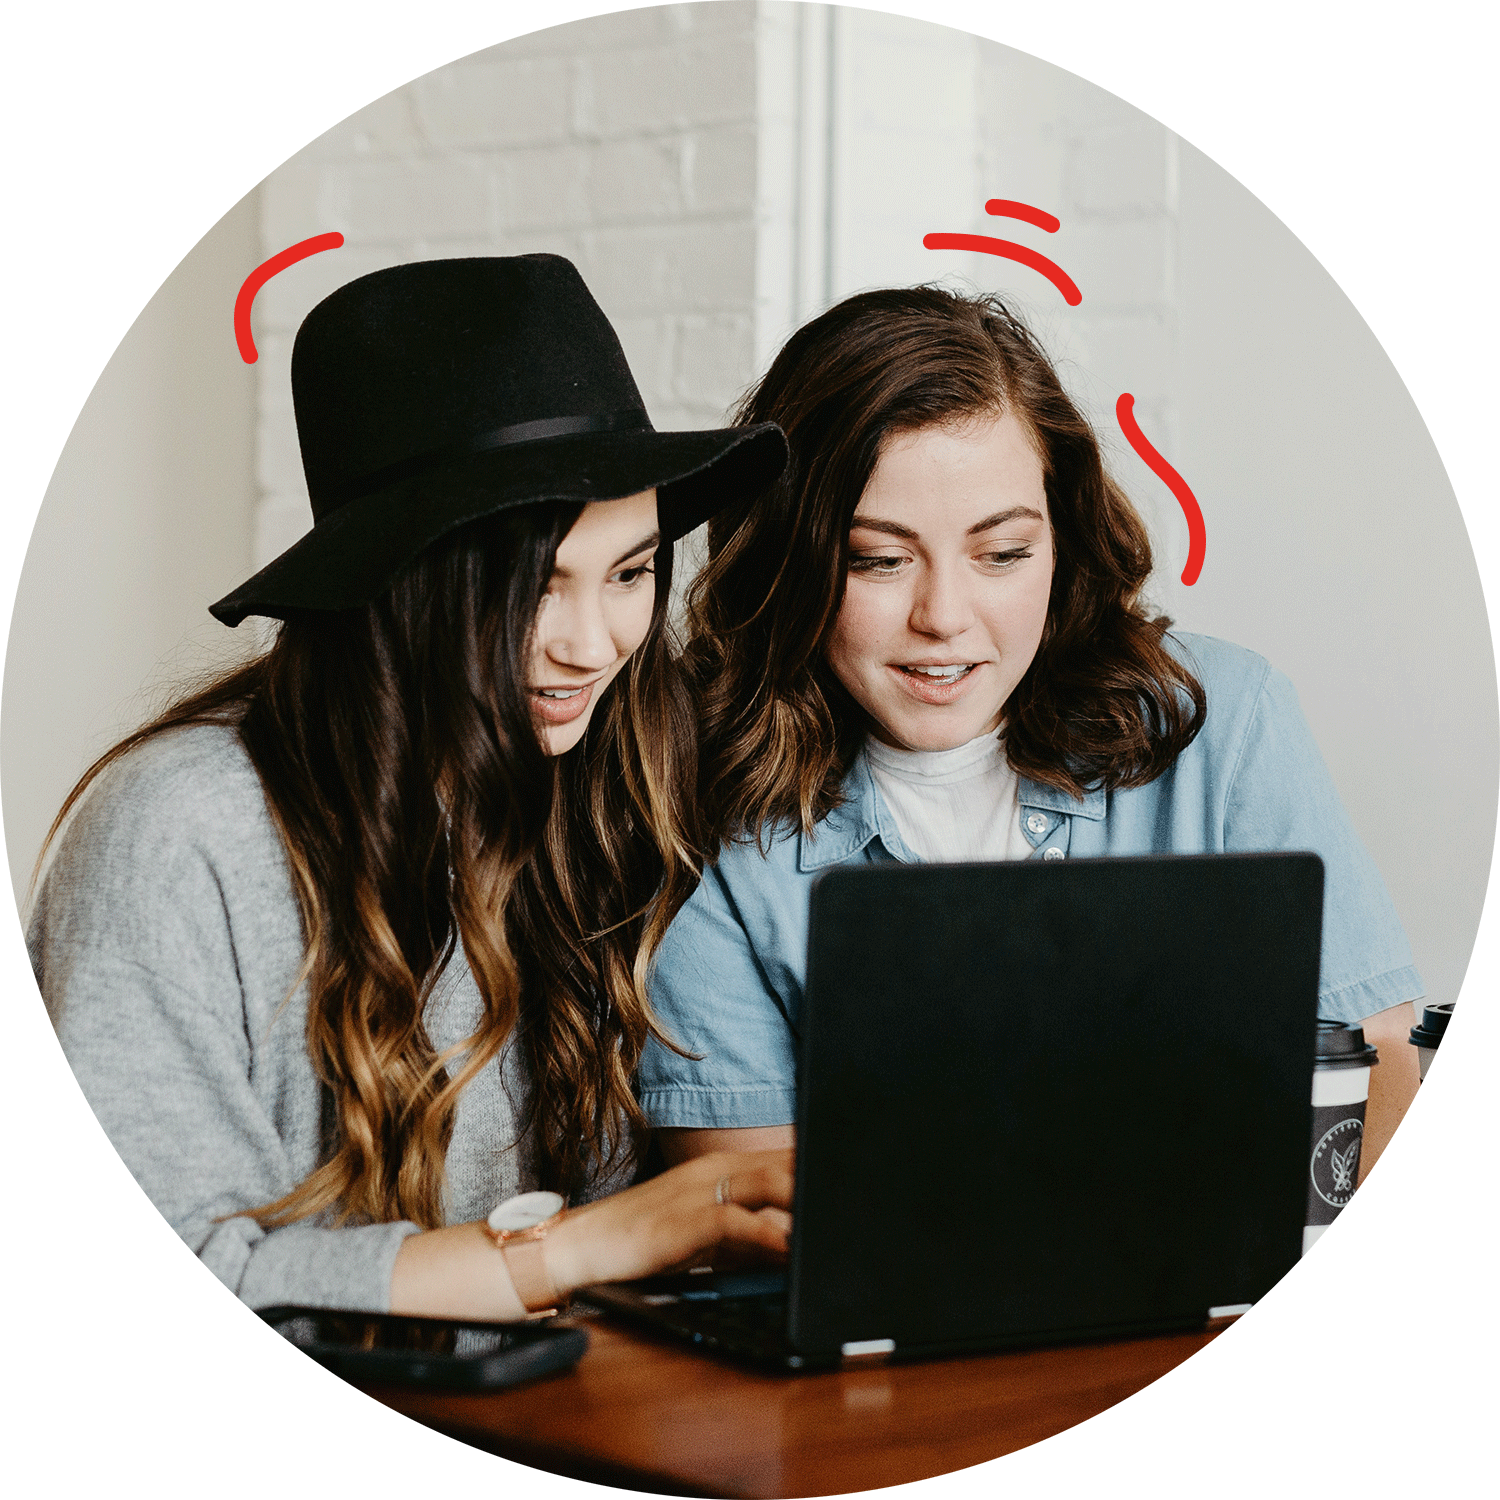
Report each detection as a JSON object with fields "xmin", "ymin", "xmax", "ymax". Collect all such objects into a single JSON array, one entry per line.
[
  {"xmin": 926, "ymin": 199, "xmax": 1204, "ymax": 584},
  {"xmin": 984, "ymin": 199, "xmax": 1061, "ymax": 233},
  {"xmin": 920, "ymin": 232, "xmax": 1081, "ymax": 306},
  {"xmin": 1116, "ymin": 394, "xmax": 1206, "ymax": 586},
  {"xmin": 234, "ymin": 232, "xmax": 345, "ymax": 363}
]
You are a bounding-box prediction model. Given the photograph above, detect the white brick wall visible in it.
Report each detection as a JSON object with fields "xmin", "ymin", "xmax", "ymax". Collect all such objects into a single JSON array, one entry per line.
[
  {"xmin": 251, "ymin": 3, "xmax": 762, "ymax": 570},
  {"xmin": 250, "ymin": 7, "xmax": 1192, "ymax": 603}
]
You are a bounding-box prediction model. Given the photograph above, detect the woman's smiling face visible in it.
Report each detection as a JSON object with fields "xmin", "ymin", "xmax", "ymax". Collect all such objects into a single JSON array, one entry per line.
[
  {"xmin": 825, "ymin": 411, "xmax": 1054, "ymax": 752},
  {"xmin": 529, "ymin": 490, "xmax": 660, "ymax": 755}
]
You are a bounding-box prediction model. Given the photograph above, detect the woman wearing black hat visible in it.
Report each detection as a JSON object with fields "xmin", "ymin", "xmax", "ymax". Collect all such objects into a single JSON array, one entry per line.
[{"xmin": 30, "ymin": 255, "xmax": 792, "ymax": 1320}]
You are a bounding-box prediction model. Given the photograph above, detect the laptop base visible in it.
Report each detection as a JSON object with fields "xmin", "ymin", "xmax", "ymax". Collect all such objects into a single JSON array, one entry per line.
[{"xmin": 581, "ymin": 1270, "xmax": 1220, "ymax": 1373}]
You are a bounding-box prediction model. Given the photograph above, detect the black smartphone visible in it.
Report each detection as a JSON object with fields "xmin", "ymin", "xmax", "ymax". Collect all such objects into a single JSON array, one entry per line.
[{"xmin": 258, "ymin": 1305, "xmax": 589, "ymax": 1390}]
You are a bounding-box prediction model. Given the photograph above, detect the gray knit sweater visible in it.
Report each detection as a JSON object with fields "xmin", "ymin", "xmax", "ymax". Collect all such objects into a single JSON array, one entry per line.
[{"xmin": 30, "ymin": 725, "xmax": 557, "ymax": 1311}]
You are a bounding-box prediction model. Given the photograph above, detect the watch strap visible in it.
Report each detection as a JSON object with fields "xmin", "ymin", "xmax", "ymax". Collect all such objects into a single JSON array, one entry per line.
[{"xmin": 500, "ymin": 1233, "xmax": 561, "ymax": 1313}]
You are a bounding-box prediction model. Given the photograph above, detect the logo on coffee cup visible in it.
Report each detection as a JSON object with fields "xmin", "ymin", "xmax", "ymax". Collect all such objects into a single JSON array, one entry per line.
[{"xmin": 1310, "ymin": 1117, "xmax": 1363, "ymax": 1208}]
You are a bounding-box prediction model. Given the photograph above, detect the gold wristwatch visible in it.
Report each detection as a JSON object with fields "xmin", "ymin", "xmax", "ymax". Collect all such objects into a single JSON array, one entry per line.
[{"xmin": 484, "ymin": 1190, "xmax": 567, "ymax": 1315}]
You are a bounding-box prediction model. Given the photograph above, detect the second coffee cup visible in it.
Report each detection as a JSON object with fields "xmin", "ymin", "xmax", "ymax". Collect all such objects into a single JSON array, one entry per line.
[{"xmin": 1409, "ymin": 1001, "xmax": 1454, "ymax": 1081}]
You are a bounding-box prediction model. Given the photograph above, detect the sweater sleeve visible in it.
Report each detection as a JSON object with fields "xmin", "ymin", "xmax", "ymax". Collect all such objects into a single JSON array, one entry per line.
[{"xmin": 30, "ymin": 733, "xmax": 422, "ymax": 1312}]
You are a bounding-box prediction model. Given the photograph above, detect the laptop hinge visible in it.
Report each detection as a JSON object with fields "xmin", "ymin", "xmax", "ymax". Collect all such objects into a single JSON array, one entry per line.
[
  {"xmin": 840, "ymin": 1338, "xmax": 895, "ymax": 1365},
  {"xmin": 1205, "ymin": 1302, "xmax": 1253, "ymax": 1331}
]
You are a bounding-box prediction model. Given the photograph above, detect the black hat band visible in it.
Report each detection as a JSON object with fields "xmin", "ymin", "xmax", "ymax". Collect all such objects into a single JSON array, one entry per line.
[{"xmin": 323, "ymin": 409, "xmax": 650, "ymax": 512}]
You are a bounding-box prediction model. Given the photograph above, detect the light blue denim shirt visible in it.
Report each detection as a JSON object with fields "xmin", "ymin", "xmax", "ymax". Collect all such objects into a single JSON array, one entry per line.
[{"xmin": 640, "ymin": 633, "xmax": 1424, "ymax": 1130}]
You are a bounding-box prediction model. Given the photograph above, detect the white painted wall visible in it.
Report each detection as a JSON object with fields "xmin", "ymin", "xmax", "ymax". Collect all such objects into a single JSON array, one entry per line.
[
  {"xmin": 2, "ymin": 4, "xmax": 768, "ymax": 901},
  {"xmin": 754, "ymin": 4, "xmax": 981, "ymax": 362},
  {"xmin": 780, "ymin": 15, "xmax": 1494, "ymax": 1010},
  {"xmin": 1168, "ymin": 140, "xmax": 1495, "ymax": 1016},
  {"xmin": 2, "ymin": 192, "xmax": 261, "ymax": 904}
]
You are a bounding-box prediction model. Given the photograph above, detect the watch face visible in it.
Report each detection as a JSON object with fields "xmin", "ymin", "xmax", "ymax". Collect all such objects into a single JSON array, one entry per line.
[{"xmin": 487, "ymin": 1189, "xmax": 566, "ymax": 1233}]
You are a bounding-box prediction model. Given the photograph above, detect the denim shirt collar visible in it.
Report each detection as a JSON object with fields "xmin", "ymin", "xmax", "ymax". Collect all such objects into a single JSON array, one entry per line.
[{"xmin": 797, "ymin": 747, "xmax": 1106, "ymax": 873}]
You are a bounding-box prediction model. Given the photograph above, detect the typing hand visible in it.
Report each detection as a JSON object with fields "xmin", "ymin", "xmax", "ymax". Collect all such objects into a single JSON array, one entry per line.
[{"xmin": 543, "ymin": 1149, "xmax": 794, "ymax": 1294}]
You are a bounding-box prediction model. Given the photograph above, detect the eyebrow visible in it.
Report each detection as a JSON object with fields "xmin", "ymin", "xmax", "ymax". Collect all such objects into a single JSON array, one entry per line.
[
  {"xmin": 849, "ymin": 506, "xmax": 1044, "ymax": 540},
  {"xmin": 553, "ymin": 530, "xmax": 662, "ymax": 580},
  {"xmin": 610, "ymin": 530, "xmax": 661, "ymax": 569},
  {"xmin": 965, "ymin": 506, "xmax": 1044, "ymax": 535}
]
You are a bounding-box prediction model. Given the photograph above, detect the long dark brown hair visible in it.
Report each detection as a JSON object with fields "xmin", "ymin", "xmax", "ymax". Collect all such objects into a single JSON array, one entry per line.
[
  {"xmin": 687, "ymin": 285, "xmax": 1206, "ymax": 843},
  {"xmin": 40, "ymin": 502, "xmax": 698, "ymax": 1226}
]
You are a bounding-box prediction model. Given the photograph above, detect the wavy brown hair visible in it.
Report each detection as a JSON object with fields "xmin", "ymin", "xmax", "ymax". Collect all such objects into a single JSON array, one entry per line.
[
  {"xmin": 687, "ymin": 285, "xmax": 1206, "ymax": 843},
  {"xmin": 40, "ymin": 502, "xmax": 697, "ymax": 1226}
]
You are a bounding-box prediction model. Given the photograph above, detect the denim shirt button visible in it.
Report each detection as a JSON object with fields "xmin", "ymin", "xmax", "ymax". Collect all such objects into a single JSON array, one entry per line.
[
  {"xmin": 1043, "ymin": 846, "xmax": 1065, "ymax": 861},
  {"xmin": 1025, "ymin": 812, "xmax": 1049, "ymax": 836}
]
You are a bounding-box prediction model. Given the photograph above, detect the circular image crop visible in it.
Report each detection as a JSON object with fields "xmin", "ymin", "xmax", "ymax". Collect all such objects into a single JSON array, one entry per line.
[{"xmin": 6, "ymin": 3, "xmax": 1493, "ymax": 1494}]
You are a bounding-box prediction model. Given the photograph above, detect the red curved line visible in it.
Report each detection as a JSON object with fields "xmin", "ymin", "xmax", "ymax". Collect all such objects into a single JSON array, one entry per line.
[
  {"xmin": 921, "ymin": 233, "xmax": 1081, "ymax": 306},
  {"xmin": 984, "ymin": 199, "xmax": 1060, "ymax": 233},
  {"xmin": 1116, "ymin": 393, "xmax": 1206, "ymax": 586},
  {"xmin": 234, "ymin": 232, "xmax": 345, "ymax": 363}
]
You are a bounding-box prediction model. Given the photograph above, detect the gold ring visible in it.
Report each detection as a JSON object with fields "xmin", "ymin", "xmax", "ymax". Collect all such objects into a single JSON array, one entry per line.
[{"xmin": 715, "ymin": 1174, "xmax": 734, "ymax": 1207}]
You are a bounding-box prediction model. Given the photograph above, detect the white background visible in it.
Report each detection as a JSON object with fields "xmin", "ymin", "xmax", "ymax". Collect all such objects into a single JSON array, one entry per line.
[{"xmin": 2, "ymin": 1, "xmax": 1494, "ymax": 1494}]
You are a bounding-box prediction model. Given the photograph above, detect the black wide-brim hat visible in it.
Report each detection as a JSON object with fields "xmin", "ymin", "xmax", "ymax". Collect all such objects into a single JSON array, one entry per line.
[{"xmin": 210, "ymin": 255, "xmax": 787, "ymax": 626}]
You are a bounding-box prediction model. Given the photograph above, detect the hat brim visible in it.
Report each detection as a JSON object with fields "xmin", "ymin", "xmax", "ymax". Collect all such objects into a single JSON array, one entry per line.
[{"xmin": 210, "ymin": 422, "xmax": 787, "ymax": 627}]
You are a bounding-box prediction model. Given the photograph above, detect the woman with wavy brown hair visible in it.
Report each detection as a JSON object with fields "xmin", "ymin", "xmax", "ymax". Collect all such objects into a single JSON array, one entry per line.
[
  {"xmin": 31, "ymin": 255, "xmax": 793, "ymax": 1319},
  {"xmin": 639, "ymin": 283, "xmax": 1423, "ymax": 1176}
]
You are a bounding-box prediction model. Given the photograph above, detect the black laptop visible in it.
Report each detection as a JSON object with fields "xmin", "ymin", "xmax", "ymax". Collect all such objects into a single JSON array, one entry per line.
[{"xmin": 585, "ymin": 852, "xmax": 1324, "ymax": 1369}]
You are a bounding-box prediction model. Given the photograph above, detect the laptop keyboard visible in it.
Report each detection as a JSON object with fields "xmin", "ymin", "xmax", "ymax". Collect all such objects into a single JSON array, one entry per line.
[
  {"xmin": 587, "ymin": 1271, "xmax": 796, "ymax": 1362},
  {"xmin": 674, "ymin": 1292, "xmax": 788, "ymax": 1340}
]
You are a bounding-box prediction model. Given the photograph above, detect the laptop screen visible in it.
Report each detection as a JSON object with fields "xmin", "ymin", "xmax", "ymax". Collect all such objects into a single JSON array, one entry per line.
[{"xmin": 789, "ymin": 852, "xmax": 1323, "ymax": 1359}]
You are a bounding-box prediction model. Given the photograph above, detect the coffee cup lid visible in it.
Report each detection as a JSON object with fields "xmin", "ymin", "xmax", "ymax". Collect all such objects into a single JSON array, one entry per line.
[
  {"xmin": 1409, "ymin": 1000, "xmax": 1455, "ymax": 1049},
  {"xmin": 1314, "ymin": 1018, "xmax": 1380, "ymax": 1069}
]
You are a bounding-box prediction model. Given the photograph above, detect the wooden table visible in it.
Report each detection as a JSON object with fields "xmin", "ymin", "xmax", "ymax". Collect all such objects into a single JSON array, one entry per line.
[{"xmin": 363, "ymin": 1308, "xmax": 1221, "ymax": 1496}]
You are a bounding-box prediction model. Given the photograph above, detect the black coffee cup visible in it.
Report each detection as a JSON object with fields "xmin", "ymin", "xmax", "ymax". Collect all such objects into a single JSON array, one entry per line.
[
  {"xmin": 1304, "ymin": 1019, "xmax": 1379, "ymax": 1254},
  {"xmin": 1409, "ymin": 1001, "xmax": 1454, "ymax": 1082}
]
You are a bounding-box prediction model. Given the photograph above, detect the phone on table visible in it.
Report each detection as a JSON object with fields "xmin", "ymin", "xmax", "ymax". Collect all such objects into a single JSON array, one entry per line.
[{"xmin": 259, "ymin": 1305, "xmax": 589, "ymax": 1390}]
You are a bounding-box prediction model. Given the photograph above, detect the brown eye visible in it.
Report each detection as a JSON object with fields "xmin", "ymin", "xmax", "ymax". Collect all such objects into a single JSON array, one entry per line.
[
  {"xmin": 980, "ymin": 548, "xmax": 1033, "ymax": 569},
  {"xmin": 611, "ymin": 560, "xmax": 656, "ymax": 586}
]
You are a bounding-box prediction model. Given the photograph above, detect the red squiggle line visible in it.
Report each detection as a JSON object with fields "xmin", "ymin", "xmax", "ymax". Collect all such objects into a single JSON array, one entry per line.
[
  {"xmin": 921, "ymin": 233, "xmax": 1082, "ymax": 306},
  {"xmin": 234, "ymin": 232, "xmax": 345, "ymax": 363},
  {"xmin": 984, "ymin": 199, "xmax": 1060, "ymax": 232},
  {"xmin": 1116, "ymin": 394, "xmax": 1206, "ymax": 586}
]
